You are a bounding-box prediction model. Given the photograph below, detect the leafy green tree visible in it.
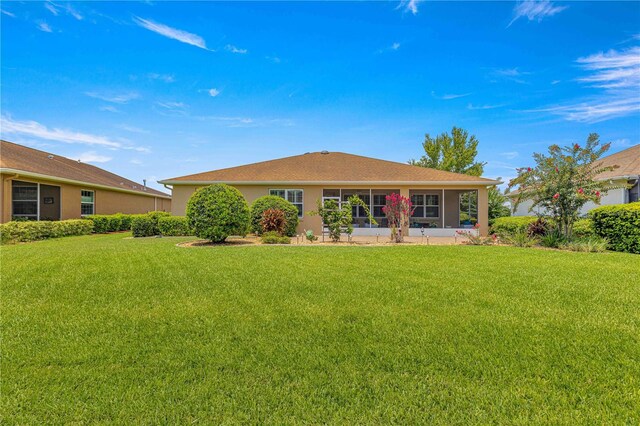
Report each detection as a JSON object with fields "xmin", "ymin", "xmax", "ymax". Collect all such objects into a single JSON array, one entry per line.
[
  {"xmin": 507, "ymin": 134, "xmax": 618, "ymax": 238},
  {"xmin": 488, "ymin": 181, "xmax": 511, "ymax": 224},
  {"xmin": 409, "ymin": 126, "xmax": 485, "ymax": 176},
  {"xmin": 309, "ymin": 196, "xmax": 376, "ymax": 242}
]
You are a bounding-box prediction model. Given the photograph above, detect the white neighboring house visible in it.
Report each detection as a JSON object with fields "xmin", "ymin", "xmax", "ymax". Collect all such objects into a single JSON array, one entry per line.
[{"xmin": 511, "ymin": 144, "xmax": 640, "ymax": 217}]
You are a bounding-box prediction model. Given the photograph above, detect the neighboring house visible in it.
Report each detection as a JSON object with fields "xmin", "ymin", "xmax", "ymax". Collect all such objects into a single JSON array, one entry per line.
[
  {"xmin": 511, "ymin": 144, "xmax": 640, "ymax": 217},
  {"xmin": 159, "ymin": 151, "xmax": 500, "ymax": 236},
  {"xmin": 0, "ymin": 140, "xmax": 171, "ymax": 223}
]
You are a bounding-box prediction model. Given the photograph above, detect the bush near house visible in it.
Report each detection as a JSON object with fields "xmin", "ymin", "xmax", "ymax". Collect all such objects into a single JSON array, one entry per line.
[
  {"xmin": 0, "ymin": 219, "xmax": 94, "ymax": 244},
  {"xmin": 572, "ymin": 218, "xmax": 595, "ymax": 238},
  {"xmin": 186, "ymin": 184, "xmax": 250, "ymax": 243},
  {"xmin": 250, "ymin": 196, "xmax": 299, "ymax": 237},
  {"xmin": 590, "ymin": 202, "xmax": 640, "ymax": 254},
  {"xmin": 85, "ymin": 213, "xmax": 134, "ymax": 233},
  {"xmin": 158, "ymin": 216, "xmax": 192, "ymax": 236},
  {"xmin": 131, "ymin": 211, "xmax": 171, "ymax": 238},
  {"xmin": 490, "ymin": 216, "xmax": 538, "ymax": 237}
]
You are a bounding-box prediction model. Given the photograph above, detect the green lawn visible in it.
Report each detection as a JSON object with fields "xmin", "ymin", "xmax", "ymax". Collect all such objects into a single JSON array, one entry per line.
[{"xmin": 2, "ymin": 234, "xmax": 638, "ymax": 424}]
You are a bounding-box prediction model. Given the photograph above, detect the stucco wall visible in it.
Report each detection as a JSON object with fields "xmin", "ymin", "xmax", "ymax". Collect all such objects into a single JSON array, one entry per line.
[
  {"xmin": 0, "ymin": 173, "xmax": 171, "ymax": 223},
  {"xmin": 171, "ymin": 184, "xmax": 490, "ymax": 236},
  {"xmin": 511, "ymin": 186, "xmax": 627, "ymax": 217}
]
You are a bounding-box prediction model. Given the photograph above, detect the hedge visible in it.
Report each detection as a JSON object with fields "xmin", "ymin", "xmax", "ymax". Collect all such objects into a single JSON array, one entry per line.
[
  {"xmin": 1, "ymin": 220, "xmax": 94, "ymax": 244},
  {"xmin": 158, "ymin": 216, "xmax": 192, "ymax": 236},
  {"xmin": 490, "ymin": 216, "xmax": 538, "ymax": 236},
  {"xmin": 84, "ymin": 213, "xmax": 134, "ymax": 233},
  {"xmin": 131, "ymin": 211, "xmax": 171, "ymax": 237},
  {"xmin": 250, "ymin": 195, "xmax": 299, "ymax": 237},
  {"xmin": 590, "ymin": 202, "xmax": 640, "ymax": 254},
  {"xmin": 572, "ymin": 218, "xmax": 595, "ymax": 238}
]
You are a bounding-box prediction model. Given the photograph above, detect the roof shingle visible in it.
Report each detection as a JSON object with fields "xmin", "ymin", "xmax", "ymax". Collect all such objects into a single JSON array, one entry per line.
[
  {"xmin": 596, "ymin": 144, "xmax": 640, "ymax": 180},
  {"xmin": 0, "ymin": 140, "xmax": 170, "ymax": 198}
]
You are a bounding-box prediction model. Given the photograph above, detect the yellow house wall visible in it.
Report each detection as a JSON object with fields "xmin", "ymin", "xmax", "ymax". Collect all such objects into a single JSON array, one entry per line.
[
  {"xmin": 0, "ymin": 173, "xmax": 171, "ymax": 223},
  {"xmin": 171, "ymin": 183, "xmax": 490, "ymax": 236}
]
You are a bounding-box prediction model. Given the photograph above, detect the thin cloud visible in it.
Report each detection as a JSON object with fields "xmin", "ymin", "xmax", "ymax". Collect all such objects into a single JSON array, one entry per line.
[
  {"xmin": 493, "ymin": 67, "xmax": 532, "ymax": 84},
  {"xmin": 576, "ymin": 46, "xmax": 640, "ymax": 89},
  {"xmin": 499, "ymin": 152, "xmax": 519, "ymax": 160},
  {"xmin": 85, "ymin": 92, "xmax": 139, "ymax": 104},
  {"xmin": 528, "ymin": 98, "xmax": 640, "ymax": 123},
  {"xmin": 117, "ymin": 124, "xmax": 150, "ymax": 134},
  {"xmin": 431, "ymin": 91, "xmax": 471, "ymax": 100},
  {"xmin": 76, "ymin": 151, "xmax": 112, "ymax": 163},
  {"xmin": 37, "ymin": 22, "xmax": 53, "ymax": 33},
  {"xmin": 377, "ymin": 42, "xmax": 401, "ymax": 54},
  {"xmin": 397, "ymin": 0, "xmax": 422, "ymax": 15},
  {"xmin": 1, "ymin": 115, "xmax": 122, "ymax": 148},
  {"xmin": 225, "ymin": 44, "xmax": 247, "ymax": 54},
  {"xmin": 508, "ymin": 0, "xmax": 567, "ymax": 27},
  {"xmin": 99, "ymin": 106, "xmax": 120, "ymax": 113},
  {"xmin": 133, "ymin": 17, "xmax": 208, "ymax": 50},
  {"xmin": 208, "ymin": 88, "xmax": 220, "ymax": 97},
  {"xmin": 148, "ymin": 73, "xmax": 175, "ymax": 83},
  {"xmin": 44, "ymin": 2, "xmax": 59, "ymax": 16},
  {"xmin": 65, "ymin": 4, "xmax": 83, "ymax": 20},
  {"xmin": 467, "ymin": 103, "xmax": 504, "ymax": 110},
  {"xmin": 1, "ymin": 9, "xmax": 15, "ymax": 17}
]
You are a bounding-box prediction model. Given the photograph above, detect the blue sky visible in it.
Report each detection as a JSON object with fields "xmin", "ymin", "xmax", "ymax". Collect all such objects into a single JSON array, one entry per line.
[{"xmin": 1, "ymin": 1, "xmax": 639, "ymax": 191}]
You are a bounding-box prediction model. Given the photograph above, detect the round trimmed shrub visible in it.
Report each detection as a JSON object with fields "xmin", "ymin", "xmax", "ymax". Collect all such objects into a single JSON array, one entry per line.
[
  {"xmin": 186, "ymin": 184, "xmax": 250, "ymax": 243},
  {"xmin": 250, "ymin": 196, "xmax": 299, "ymax": 236}
]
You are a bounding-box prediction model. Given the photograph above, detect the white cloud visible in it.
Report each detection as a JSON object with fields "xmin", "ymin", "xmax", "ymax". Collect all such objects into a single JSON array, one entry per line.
[
  {"xmin": 225, "ymin": 44, "xmax": 247, "ymax": 54},
  {"xmin": 530, "ymin": 98, "xmax": 640, "ymax": 123},
  {"xmin": 467, "ymin": 103, "xmax": 504, "ymax": 110},
  {"xmin": 1, "ymin": 115, "xmax": 122, "ymax": 148},
  {"xmin": 1, "ymin": 9, "xmax": 15, "ymax": 17},
  {"xmin": 148, "ymin": 73, "xmax": 175, "ymax": 83},
  {"xmin": 391, "ymin": 42, "xmax": 401, "ymax": 50},
  {"xmin": 65, "ymin": 4, "xmax": 83, "ymax": 20},
  {"xmin": 76, "ymin": 151, "xmax": 112, "ymax": 163},
  {"xmin": 117, "ymin": 124, "xmax": 149, "ymax": 134},
  {"xmin": 266, "ymin": 56, "xmax": 281, "ymax": 63},
  {"xmin": 508, "ymin": 1, "xmax": 567, "ymax": 27},
  {"xmin": 99, "ymin": 105, "xmax": 120, "ymax": 113},
  {"xmin": 208, "ymin": 88, "xmax": 220, "ymax": 97},
  {"xmin": 499, "ymin": 152, "xmax": 519, "ymax": 160},
  {"xmin": 432, "ymin": 91, "xmax": 471, "ymax": 100},
  {"xmin": 130, "ymin": 159, "xmax": 143, "ymax": 165},
  {"xmin": 37, "ymin": 22, "xmax": 53, "ymax": 33},
  {"xmin": 44, "ymin": 2, "xmax": 59, "ymax": 16},
  {"xmin": 85, "ymin": 92, "xmax": 139, "ymax": 104},
  {"xmin": 133, "ymin": 17, "xmax": 208, "ymax": 50},
  {"xmin": 576, "ymin": 46, "xmax": 640, "ymax": 89},
  {"xmin": 397, "ymin": 0, "xmax": 422, "ymax": 15},
  {"xmin": 156, "ymin": 101, "xmax": 186, "ymax": 110}
]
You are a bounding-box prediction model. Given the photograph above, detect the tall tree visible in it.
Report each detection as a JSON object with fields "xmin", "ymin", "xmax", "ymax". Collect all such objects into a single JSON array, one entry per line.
[
  {"xmin": 409, "ymin": 126, "xmax": 486, "ymax": 176},
  {"xmin": 488, "ymin": 181, "xmax": 511, "ymax": 223}
]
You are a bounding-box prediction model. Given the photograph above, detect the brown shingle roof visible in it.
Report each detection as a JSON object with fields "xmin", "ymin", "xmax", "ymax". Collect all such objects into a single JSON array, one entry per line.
[
  {"xmin": 160, "ymin": 151, "xmax": 499, "ymax": 185},
  {"xmin": 596, "ymin": 144, "xmax": 640, "ymax": 180},
  {"xmin": 0, "ymin": 140, "xmax": 170, "ymax": 198}
]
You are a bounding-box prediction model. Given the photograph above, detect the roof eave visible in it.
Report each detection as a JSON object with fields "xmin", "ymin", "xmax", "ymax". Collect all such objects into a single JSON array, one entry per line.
[
  {"xmin": 1, "ymin": 168, "xmax": 172, "ymax": 199},
  {"xmin": 158, "ymin": 179, "xmax": 502, "ymax": 186}
]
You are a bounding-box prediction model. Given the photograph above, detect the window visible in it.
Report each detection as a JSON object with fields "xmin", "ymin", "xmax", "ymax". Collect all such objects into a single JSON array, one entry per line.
[
  {"xmin": 12, "ymin": 181, "xmax": 38, "ymax": 220},
  {"xmin": 270, "ymin": 189, "xmax": 303, "ymax": 217},
  {"xmin": 411, "ymin": 193, "xmax": 439, "ymax": 218},
  {"xmin": 81, "ymin": 190, "xmax": 94, "ymax": 216},
  {"xmin": 373, "ymin": 194, "xmax": 387, "ymax": 217}
]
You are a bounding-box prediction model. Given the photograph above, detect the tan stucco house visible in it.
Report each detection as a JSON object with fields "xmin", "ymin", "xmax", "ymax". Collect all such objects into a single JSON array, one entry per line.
[
  {"xmin": 511, "ymin": 144, "xmax": 640, "ymax": 216},
  {"xmin": 159, "ymin": 151, "xmax": 500, "ymax": 236},
  {"xmin": 1, "ymin": 140, "xmax": 171, "ymax": 222}
]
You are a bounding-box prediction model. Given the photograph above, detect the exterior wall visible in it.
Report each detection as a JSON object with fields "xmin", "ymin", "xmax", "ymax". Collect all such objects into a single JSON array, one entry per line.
[
  {"xmin": 171, "ymin": 183, "xmax": 492, "ymax": 236},
  {"xmin": 0, "ymin": 173, "xmax": 171, "ymax": 223},
  {"xmin": 511, "ymin": 185, "xmax": 627, "ymax": 217}
]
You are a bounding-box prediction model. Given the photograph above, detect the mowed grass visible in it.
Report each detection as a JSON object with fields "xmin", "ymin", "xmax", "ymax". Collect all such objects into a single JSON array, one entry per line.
[{"xmin": 1, "ymin": 234, "xmax": 639, "ymax": 424}]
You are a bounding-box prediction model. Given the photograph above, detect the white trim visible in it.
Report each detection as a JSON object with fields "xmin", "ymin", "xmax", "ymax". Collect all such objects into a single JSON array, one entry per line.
[
  {"xmin": 11, "ymin": 179, "xmax": 39, "ymax": 220},
  {"xmin": 269, "ymin": 188, "xmax": 304, "ymax": 218},
  {"xmin": 350, "ymin": 227, "xmax": 478, "ymax": 237},
  {"xmin": 0, "ymin": 168, "xmax": 171, "ymax": 199},
  {"xmin": 159, "ymin": 179, "xmax": 501, "ymax": 186},
  {"xmin": 80, "ymin": 189, "xmax": 95, "ymax": 216}
]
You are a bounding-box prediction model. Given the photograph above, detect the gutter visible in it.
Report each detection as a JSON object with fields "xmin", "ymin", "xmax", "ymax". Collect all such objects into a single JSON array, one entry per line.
[
  {"xmin": 1, "ymin": 168, "xmax": 171, "ymax": 199},
  {"xmin": 158, "ymin": 179, "xmax": 503, "ymax": 186}
]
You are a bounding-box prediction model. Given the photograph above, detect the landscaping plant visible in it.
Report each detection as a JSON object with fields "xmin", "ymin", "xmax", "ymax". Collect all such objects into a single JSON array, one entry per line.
[
  {"xmin": 508, "ymin": 134, "xmax": 620, "ymax": 239},
  {"xmin": 382, "ymin": 193, "xmax": 414, "ymax": 243},
  {"xmin": 589, "ymin": 202, "xmax": 640, "ymax": 254},
  {"xmin": 186, "ymin": 184, "xmax": 250, "ymax": 243},
  {"xmin": 158, "ymin": 216, "xmax": 192, "ymax": 236},
  {"xmin": 260, "ymin": 231, "xmax": 291, "ymax": 244},
  {"xmin": 456, "ymin": 224, "xmax": 496, "ymax": 245},
  {"xmin": 260, "ymin": 208, "xmax": 287, "ymax": 235},
  {"xmin": 250, "ymin": 196, "xmax": 299, "ymax": 236},
  {"xmin": 309, "ymin": 195, "xmax": 375, "ymax": 243}
]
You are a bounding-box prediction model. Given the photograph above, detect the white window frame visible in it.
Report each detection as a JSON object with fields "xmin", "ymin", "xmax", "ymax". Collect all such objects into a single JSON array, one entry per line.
[
  {"xmin": 269, "ymin": 189, "xmax": 304, "ymax": 218},
  {"xmin": 12, "ymin": 180, "xmax": 39, "ymax": 220},
  {"xmin": 410, "ymin": 192, "xmax": 440, "ymax": 219},
  {"xmin": 81, "ymin": 190, "xmax": 95, "ymax": 216}
]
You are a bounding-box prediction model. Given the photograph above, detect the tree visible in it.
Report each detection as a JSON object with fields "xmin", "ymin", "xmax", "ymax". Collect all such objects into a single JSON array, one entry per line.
[
  {"xmin": 488, "ymin": 181, "xmax": 511, "ymax": 224},
  {"xmin": 309, "ymin": 196, "xmax": 376, "ymax": 242},
  {"xmin": 409, "ymin": 126, "xmax": 485, "ymax": 176},
  {"xmin": 382, "ymin": 193, "xmax": 415, "ymax": 243},
  {"xmin": 507, "ymin": 134, "xmax": 618, "ymax": 239}
]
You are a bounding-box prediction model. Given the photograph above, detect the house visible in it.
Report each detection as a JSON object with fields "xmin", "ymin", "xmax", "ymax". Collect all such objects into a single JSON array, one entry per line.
[
  {"xmin": 511, "ymin": 144, "xmax": 640, "ymax": 216},
  {"xmin": 159, "ymin": 151, "xmax": 500, "ymax": 236},
  {"xmin": 0, "ymin": 140, "xmax": 171, "ymax": 222}
]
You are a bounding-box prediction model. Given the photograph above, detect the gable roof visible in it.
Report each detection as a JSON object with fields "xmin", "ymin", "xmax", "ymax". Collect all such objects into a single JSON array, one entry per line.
[
  {"xmin": 160, "ymin": 151, "xmax": 500, "ymax": 185},
  {"xmin": 0, "ymin": 140, "xmax": 170, "ymax": 198},
  {"xmin": 596, "ymin": 144, "xmax": 640, "ymax": 180}
]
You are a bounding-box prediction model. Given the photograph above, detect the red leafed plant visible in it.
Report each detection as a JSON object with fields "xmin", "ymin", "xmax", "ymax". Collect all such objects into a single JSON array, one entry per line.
[
  {"xmin": 260, "ymin": 208, "xmax": 287, "ymax": 235},
  {"xmin": 382, "ymin": 193, "xmax": 415, "ymax": 243}
]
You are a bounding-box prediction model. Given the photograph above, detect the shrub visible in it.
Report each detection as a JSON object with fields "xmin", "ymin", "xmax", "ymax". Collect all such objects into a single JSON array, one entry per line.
[
  {"xmin": 501, "ymin": 229, "xmax": 538, "ymax": 247},
  {"xmin": 527, "ymin": 217, "xmax": 550, "ymax": 237},
  {"xmin": 572, "ymin": 218, "xmax": 594, "ymax": 238},
  {"xmin": 187, "ymin": 184, "xmax": 250, "ymax": 243},
  {"xmin": 491, "ymin": 216, "xmax": 538, "ymax": 237},
  {"xmin": 561, "ymin": 236, "xmax": 608, "ymax": 253},
  {"xmin": 261, "ymin": 231, "xmax": 291, "ymax": 244},
  {"xmin": 260, "ymin": 208, "xmax": 287, "ymax": 235},
  {"xmin": 539, "ymin": 230, "xmax": 566, "ymax": 248},
  {"xmin": 130, "ymin": 211, "xmax": 171, "ymax": 238},
  {"xmin": 250, "ymin": 196, "xmax": 299, "ymax": 237},
  {"xmin": 158, "ymin": 216, "xmax": 192, "ymax": 236},
  {"xmin": 1, "ymin": 219, "xmax": 93, "ymax": 244},
  {"xmin": 590, "ymin": 202, "xmax": 640, "ymax": 254},
  {"xmin": 85, "ymin": 213, "xmax": 134, "ymax": 233}
]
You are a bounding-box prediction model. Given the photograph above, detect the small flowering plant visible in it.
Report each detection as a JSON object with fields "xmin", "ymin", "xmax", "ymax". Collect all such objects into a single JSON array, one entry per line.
[
  {"xmin": 456, "ymin": 223, "xmax": 495, "ymax": 245},
  {"xmin": 382, "ymin": 193, "xmax": 415, "ymax": 243},
  {"xmin": 508, "ymin": 134, "xmax": 622, "ymax": 239}
]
